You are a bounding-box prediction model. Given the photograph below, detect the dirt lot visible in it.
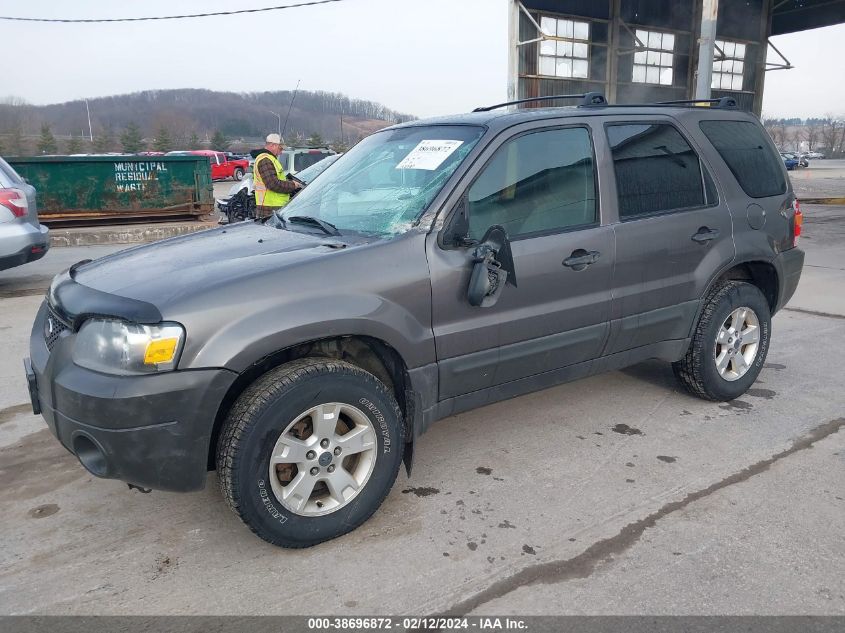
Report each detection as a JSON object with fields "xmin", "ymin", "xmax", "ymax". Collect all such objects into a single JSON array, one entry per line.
[{"xmin": 0, "ymin": 163, "xmax": 843, "ymax": 616}]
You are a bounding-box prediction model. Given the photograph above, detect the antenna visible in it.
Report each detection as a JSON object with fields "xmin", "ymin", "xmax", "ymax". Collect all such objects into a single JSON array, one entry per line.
[{"xmin": 281, "ymin": 79, "xmax": 301, "ymax": 139}]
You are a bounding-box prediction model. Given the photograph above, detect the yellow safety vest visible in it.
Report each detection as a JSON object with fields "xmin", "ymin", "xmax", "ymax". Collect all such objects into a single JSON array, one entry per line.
[{"xmin": 253, "ymin": 152, "xmax": 291, "ymax": 208}]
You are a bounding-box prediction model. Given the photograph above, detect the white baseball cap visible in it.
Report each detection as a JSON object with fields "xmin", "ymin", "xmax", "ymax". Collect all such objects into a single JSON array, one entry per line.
[{"xmin": 265, "ymin": 133, "xmax": 284, "ymax": 144}]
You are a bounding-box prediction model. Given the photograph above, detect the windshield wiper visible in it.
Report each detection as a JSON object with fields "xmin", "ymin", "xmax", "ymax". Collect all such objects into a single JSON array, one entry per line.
[{"xmin": 287, "ymin": 215, "xmax": 341, "ymax": 236}]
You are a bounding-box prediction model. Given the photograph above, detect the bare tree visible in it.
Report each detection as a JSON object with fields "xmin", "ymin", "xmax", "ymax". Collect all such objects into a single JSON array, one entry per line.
[
  {"xmin": 803, "ymin": 124, "xmax": 820, "ymax": 152},
  {"xmin": 820, "ymin": 116, "xmax": 844, "ymax": 157}
]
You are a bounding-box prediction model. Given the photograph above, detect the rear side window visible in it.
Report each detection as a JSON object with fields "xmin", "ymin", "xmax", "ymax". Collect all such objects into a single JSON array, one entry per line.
[
  {"xmin": 606, "ymin": 123, "xmax": 706, "ymax": 218},
  {"xmin": 0, "ymin": 156, "xmax": 23, "ymax": 187},
  {"xmin": 467, "ymin": 127, "xmax": 597, "ymax": 239},
  {"xmin": 699, "ymin": 120, "xmax": 786, "ymax": 198}
]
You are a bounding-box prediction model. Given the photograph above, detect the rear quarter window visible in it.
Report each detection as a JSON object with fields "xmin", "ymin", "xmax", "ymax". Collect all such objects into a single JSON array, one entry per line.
[
  {"xmin": 0, "ymin": 156, "xmax": 23, "ymax": 187},
  {"xmin": 699, "ymin": 120, "xmax": 786, "ymax": 198}
]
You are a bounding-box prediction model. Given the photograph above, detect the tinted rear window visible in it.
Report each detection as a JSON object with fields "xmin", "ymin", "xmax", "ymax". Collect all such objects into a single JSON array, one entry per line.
[
  {"xmin": 294, "ymin": 152, "xmax": 329, "ymax": 172},
  {"xmin": 607, "ymin": 123, "xmax": 705, "ymax": 218},
  {"xmin": 699, "ymin": 120, "xmax": 786, "ymax": 198}
]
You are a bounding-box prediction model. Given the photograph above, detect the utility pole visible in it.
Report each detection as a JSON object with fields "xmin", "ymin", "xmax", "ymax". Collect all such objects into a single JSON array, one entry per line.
[
  {"xmin": 268, "ymin": 110, "xmax": 281, "ymax": 137},
  {"xmin": 694, "ymin": 0, "xmax": 719, "ymax": 100},
  {"xmin": 281, "ymin": 79, "xmax": 301, "ymax": 139},
  {"xmin": 85, "ymin": 99, "xmax": 94, "ymax": 143}
]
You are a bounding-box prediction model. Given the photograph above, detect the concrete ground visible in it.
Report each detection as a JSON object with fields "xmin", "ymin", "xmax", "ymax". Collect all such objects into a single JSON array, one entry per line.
[{"xmin": 0, "ymin": 174, "xmax": 843, "ymax": 616}]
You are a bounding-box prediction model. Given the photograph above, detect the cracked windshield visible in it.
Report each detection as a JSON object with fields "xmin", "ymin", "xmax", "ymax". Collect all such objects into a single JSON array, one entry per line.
[{"xmin": 278, "ymin": 125, "xmax": 484, "ymax": 236}]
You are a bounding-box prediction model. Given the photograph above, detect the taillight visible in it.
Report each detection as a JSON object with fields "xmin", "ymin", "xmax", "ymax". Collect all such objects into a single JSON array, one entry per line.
[
  {"xmin": 792, "ymin": 199, "xmax": 802, "ymax": 247},
  {"xmin": 0, "ymin": 188, "xmax": 28, "ymax": 218}
]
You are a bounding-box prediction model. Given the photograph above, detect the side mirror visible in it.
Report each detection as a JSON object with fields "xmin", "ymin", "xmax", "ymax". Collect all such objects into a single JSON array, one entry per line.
[{"xmin": 466, "ymin": 225, "xmax": 517, "ymax": 308}]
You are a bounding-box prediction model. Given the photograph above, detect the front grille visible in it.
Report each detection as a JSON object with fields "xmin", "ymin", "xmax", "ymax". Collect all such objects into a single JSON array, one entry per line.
[{"xmin": 44, "ymin": 307, "xmax": 69, "ymax": 352}]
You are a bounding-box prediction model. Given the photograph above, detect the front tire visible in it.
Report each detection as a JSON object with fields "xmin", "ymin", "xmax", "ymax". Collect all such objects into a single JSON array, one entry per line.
[
  {"xmin": 233, "ymin": 168, "xmax": 245, "ymax": 181},
  {"xmin": 673, "ymin": 281, "xmax": 771, "ymax": 401},
  {"xmin": 216, "ymin": 358, "xmax": 404, "ymax": 547}
]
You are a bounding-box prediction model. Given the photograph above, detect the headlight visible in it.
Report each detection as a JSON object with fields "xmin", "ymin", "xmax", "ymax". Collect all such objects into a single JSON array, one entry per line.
[{"xmin": 72, "ymin": 319, "xmax": 185, "ymax": 375}]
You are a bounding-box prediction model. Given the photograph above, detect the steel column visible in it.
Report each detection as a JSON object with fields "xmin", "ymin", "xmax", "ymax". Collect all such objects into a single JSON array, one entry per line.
[
  {"xmin": 694, "ymin": 0, "xmax": 719, "ymax": 99},
  {"xmin": 507, "ymin": 0, "xmax": 520, "ymax": 102}
]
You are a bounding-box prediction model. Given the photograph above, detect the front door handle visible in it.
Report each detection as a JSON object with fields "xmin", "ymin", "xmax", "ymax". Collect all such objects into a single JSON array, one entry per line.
[
  {"xmin": 691, "ymin": 227, "xmax": 720, "ymax": 244},
  {"xmin": 563, "ymin": 249, "xmax": 600, "ymax": 271}
]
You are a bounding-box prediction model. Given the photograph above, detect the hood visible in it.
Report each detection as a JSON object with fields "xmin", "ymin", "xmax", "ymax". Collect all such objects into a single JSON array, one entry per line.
[{"xmin": 72, "ymin": 222, "xmax": 368, "ymax": 312}]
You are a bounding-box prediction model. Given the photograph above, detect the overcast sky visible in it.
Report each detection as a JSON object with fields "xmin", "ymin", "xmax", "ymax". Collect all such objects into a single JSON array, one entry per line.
[{"xmin": 1, "ymin": 0, "xmax": 843, "ymax": 119}]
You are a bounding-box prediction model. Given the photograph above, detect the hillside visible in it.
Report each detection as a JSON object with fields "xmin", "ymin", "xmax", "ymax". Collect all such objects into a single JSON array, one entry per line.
[{"xmin": 0, "ymin": 89, "xmax": 416, "ymax": 154}]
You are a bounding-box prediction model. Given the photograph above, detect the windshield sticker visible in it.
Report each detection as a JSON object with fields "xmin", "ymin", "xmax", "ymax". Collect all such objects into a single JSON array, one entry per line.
[{"xmin": 395, "ymin": 140, "xmax": 464, "ymax": 170}]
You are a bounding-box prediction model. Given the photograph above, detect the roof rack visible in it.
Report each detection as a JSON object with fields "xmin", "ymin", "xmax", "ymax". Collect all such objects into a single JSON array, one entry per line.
[
  {"xmin": 655, "ymin": 96, "xmax": 738, "ymax": 109},
  {"xmin": 472, "ymin": 92, "xmax": 607, "ymax": 112}
]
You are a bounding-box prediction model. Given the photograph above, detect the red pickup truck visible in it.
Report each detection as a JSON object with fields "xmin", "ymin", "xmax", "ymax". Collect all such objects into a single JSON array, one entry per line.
[{"xmin": 168, "ymin": 150, "xmax": 249, "ymax": 181}]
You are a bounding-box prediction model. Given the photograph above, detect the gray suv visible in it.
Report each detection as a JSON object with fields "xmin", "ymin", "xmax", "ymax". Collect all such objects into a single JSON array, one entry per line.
[{"xmin": 25, "ymin": 94, "xmax": 804, "ymax": 547}]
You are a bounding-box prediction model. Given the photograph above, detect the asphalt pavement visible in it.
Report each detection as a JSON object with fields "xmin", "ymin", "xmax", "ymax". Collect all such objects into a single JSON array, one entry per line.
[{"xmin": 0, "ymin": 171, "xmax": 843, "ymax": 616}]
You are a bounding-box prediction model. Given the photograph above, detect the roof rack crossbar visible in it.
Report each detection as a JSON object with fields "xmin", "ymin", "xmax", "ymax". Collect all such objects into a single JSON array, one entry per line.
[
  {"xmin": 472, "ymin": 92, "xmax": 607, "ymax": 113},
  {"xmin": 655, "ymin": 97, "xmax": 738, "ymax": 109}
]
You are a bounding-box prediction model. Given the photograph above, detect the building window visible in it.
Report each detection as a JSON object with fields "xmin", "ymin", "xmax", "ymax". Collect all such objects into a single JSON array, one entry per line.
[
  {"xmin": 712, "ymin": 40, "xmax": 746, "ymax": 91},
  {"xmin": 632, "ymin": 29, "xmax": 675, "ymax": 86},
  {"xmin": 538, "ymin": 16, "xmax": 590, "ymax": 79}
]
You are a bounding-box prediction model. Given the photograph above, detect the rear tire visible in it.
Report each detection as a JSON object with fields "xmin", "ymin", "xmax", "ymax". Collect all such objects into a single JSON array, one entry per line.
[
  {"xmin": 216, "ymin": 358, "xmax": 404, "ymax": 548},
  {"xmin": 673, "ymin": 281, "xmax": 771, "ymax": 401}
]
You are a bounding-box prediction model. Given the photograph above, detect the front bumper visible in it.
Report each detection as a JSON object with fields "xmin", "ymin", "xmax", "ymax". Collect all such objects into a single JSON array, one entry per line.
[{"xmin": 28, "ymin": 301, "xmax": 237, "ymax": 492}]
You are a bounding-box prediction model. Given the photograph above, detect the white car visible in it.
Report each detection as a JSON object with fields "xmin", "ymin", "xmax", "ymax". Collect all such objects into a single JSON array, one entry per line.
[
  {"xmin": 805, "ymin": 151, "xmax": 825, "ymax": 159},
  {"xmin": 217, "ymin": 153, "xmax": 342, "ymax": 223}
]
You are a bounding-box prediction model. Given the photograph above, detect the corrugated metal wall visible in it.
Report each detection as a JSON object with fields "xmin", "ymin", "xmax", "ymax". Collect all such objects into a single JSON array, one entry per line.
[{"xmin": 518, "ymin": 0, "xmax": 767, "ymax": 112}]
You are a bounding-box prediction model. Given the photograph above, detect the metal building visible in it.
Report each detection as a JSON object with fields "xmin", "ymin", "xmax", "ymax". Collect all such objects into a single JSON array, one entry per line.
[{"xmin": 507, "ymin": 0, "xmax": 845, "ymax": 114}]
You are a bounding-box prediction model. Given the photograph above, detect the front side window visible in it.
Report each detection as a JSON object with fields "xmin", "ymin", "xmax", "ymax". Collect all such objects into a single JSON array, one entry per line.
[
  {"xmin": 607, "ymin": 123, "xmax": 705, "ymax": 218},
  {"xmin": 466, "ymin": 127, "xmax": 596, "ymax": 240},
  {"xmin": 632, "ymin": 29, "xmax": 675, "ymax": 86},
  {"xmin": 712, "ymin": 40, "xmax": 746, "ymax": 91},
  {"xmin": 538, "ymin": 16, "xmax": 590, "ymax": 79},
  {"xmin": 700, "ymin": 120, "xmax": 786, "ymax": 198},
  {"xmin": 280, "ymin": 125, "xmax": 484, "ymax": 236}
]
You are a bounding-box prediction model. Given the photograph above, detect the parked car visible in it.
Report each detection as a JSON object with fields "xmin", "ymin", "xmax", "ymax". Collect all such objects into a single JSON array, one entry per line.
[
  {"xmin": 166, "ymin": 150, "xmax": 249, "ymax": 181},
  {"xmin": 805, "ymin": 151, "xmax": 825, "ymax": 159},
  {"xmin": 26, "ymin": 95, "xmax": 804, "ymax": 548},
  {"xmin": 279, "ymin": 147, "xmax": 336, "ymax": 175},
  {"xmin": 780, "ymin": 152, "xmax": 799, "ymax": 170},
  {"xmin": 216, "ymin": 153, "xmax": 341, "ymax": 223},
  {"xmin": 0, "ymin": 156, "xmax": 49, "ymax": 272}
]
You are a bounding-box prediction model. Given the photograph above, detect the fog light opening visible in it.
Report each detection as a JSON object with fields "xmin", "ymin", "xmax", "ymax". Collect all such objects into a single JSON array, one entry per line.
[{"xmin": 73, "ymin": 435, "xmax": 109, "ymax": 477}]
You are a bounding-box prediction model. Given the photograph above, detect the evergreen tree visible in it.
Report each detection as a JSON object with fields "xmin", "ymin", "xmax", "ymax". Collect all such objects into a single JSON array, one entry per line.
[
  {"xmin": 66, "ymin": 135, "xmax": 83, "ymax": 154},
  {"xmin": 330, "ymin": 139, "xmax": 349, "ymax": 153},
  {"xmin": 210, "ymin": 129, "xmax": 230, "ymax": 151},
  {"xmin": 306, "ymin": 132, "xmax": 324, "ymax": 147},
  {"xmin": 37, "ymin": 124, "xmax": 58, "ymax": 154},
  {"xmin": 189, "ymin": 132, "xmax": 200, "ymax": 148},
  {"xmin": 120, "ymin": 122, "xmax": 144, "ymax": 153},
  {"xmin": 153, "ymin": 126, "xmax": 174, "ymax": 152},
  {"xmin": 94, "ymin": 124, "xmax": 114, "ymax": 153}
]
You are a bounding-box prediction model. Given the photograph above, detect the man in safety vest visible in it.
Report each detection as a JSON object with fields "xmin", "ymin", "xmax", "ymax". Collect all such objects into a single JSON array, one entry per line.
[{"xmin": 251, "ymin": 133, "xmax": 301, "ymax": 218}]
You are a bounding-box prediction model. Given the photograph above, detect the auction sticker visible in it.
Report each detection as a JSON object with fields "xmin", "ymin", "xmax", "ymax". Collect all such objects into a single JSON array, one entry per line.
[{"xmin": 396, "ymin": 140, "xmax": 463, "ymax": 170}]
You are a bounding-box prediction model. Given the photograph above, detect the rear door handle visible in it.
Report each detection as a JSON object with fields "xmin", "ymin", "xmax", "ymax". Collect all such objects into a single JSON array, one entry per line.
[
  {"xmin": 563, "ymin": 249, "xmax": 600, "ymax": 270},
  {"xmin": 691, "ymin": 227, "xmax": 720, "ymax": 244}
]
